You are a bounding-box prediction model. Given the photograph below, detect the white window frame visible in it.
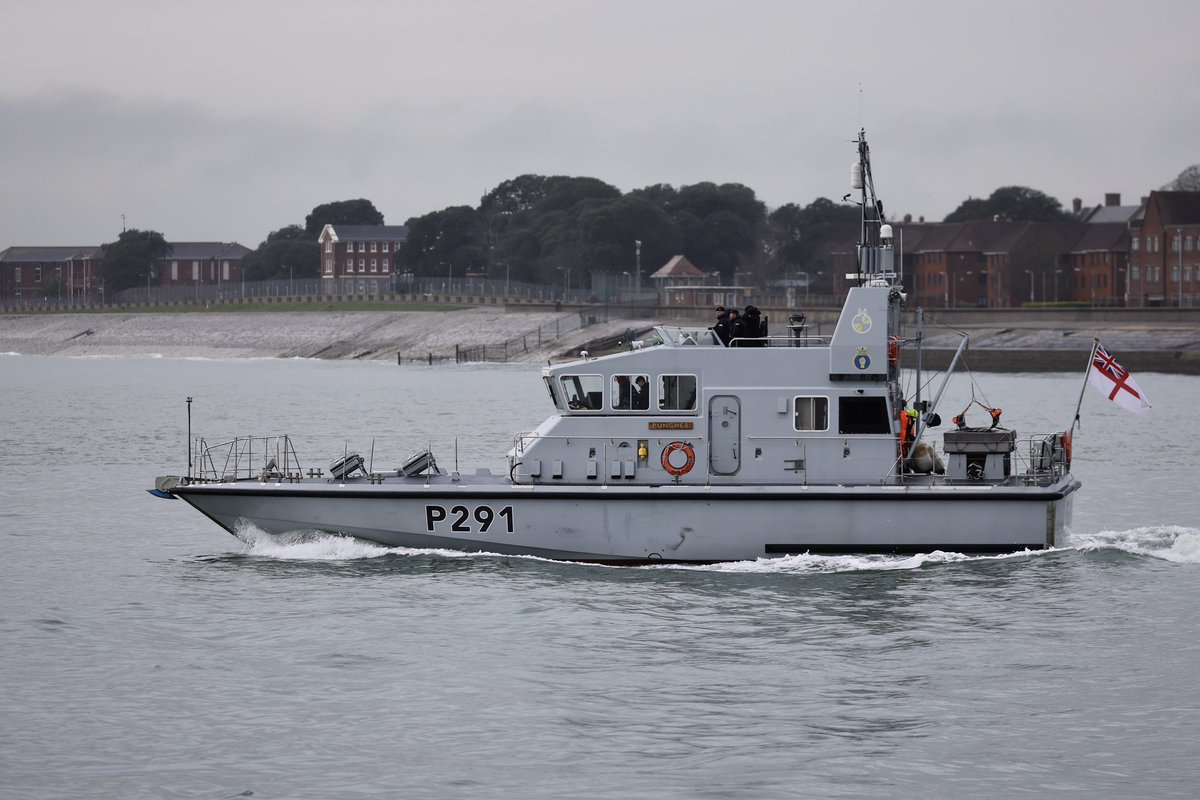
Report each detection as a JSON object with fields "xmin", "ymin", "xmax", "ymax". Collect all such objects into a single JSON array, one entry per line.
[
  {"xmin": 658, "ymin": 374, "xmax": 698, "ymax": 412},
  {"xmin": 794, "ymin": 395, "xmax": 830, "ymax": 432}
]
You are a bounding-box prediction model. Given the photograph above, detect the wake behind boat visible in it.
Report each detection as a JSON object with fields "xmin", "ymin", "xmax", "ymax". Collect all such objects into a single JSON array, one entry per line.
[{"xmin": 152, "ymin": 131, "xmax": 1081, "ymax": 563}]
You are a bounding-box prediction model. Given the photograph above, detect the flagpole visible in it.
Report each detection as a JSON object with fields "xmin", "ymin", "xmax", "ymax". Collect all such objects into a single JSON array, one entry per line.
[{"xmin": 1068, "ymin": 337, "xmax": 1100, "ymax": 435}]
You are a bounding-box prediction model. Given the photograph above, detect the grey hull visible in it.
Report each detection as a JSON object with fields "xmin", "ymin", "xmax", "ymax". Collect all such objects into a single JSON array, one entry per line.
[{"xmin": 174, "ymin": 476, "xmax": 1080, "ymax": 563}]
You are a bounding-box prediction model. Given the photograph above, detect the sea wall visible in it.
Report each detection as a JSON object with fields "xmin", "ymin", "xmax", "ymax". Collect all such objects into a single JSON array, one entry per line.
[{"xmin": 2, "ymin": 306, "xmax": 1199, "ymax": 372}]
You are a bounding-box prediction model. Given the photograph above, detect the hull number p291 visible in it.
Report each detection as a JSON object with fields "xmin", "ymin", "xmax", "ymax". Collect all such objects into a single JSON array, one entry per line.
[{"xmin": 425, "ymin": 505, "xmax": 514, "ymax": 534}]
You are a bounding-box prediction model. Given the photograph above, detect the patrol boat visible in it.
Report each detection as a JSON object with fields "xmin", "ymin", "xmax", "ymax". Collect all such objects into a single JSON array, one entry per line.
[{"xmin": 152, "ymin": 131, "xmax": 1080, "ymax": 563}]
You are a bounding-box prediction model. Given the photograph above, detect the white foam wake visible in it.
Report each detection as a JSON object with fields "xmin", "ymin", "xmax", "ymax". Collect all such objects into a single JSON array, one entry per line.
[
  {"xmin": 661, "ymin": 548, "xmax": 1044, "ymax": 575},
  {"xmin": 1067, "ymin": 526, "xmax": 1200, "ymax": 564},
  {"xmin": 233, "ymin": 523, "xmax": 393, "ymax": 560},
  {"xmin": 230, "ymin": 522, "xmax": 480, "ymax": 561}
]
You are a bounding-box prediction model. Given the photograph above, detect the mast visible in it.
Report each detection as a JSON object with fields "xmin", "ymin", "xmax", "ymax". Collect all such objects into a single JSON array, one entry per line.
[{"xmin": 849, "ymin": 129, "xmax": 895, "ymax": 287}]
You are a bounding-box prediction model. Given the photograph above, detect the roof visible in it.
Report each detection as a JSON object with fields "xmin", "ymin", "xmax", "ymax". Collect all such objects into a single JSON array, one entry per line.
[
  {"xmin": 164, "ymin": 242, "xmax": 252, "ymax": 259},
  {"xmin": 904, "ymin": 222, "xmax": 964, "ymax": 252},
  {"xmin": 1008, "ymin": 221, "xmax": 1090, "ymax": 255},
  {"xmin": 1081, "ymin": 205, "xmax": 1140, "ymax": 224},
  {"xmin": 651, "ymin": 255, "xmax": 705, "ymax": 279},
  {"xmin": 320, "ymin": 224, "xmax": 409, "ymax": 242},
  {"xmin": 1148, "ymin": 191, "xmax": 1200, "ymax": 226},
  {"xmin": 0, "ymin": 246, "xmax": 100, "ymax": 262},
  {"xmin": 947, "ymin": 221, "xmax": 1032, "ymax": 253},
  {"xmin": 1069, "ymin": 222, "xmax": 1129, "ymax": 253}
]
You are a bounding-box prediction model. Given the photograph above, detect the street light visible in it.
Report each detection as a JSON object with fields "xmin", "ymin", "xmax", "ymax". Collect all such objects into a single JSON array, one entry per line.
[
  {"xmin": 1178, "ymin": 227, "xmax": 1184, "ymax": 309},
  {"xmin": 634, "ymin": 240, "xmax": 642, "ymax": 293},
  {"xmin": 1024, "ymin": 269, "xmax": 1035, "ymax": 303},
  {"xmin": 1054, "ymin": 269, "xmax": 1063, "ymax": 303}
]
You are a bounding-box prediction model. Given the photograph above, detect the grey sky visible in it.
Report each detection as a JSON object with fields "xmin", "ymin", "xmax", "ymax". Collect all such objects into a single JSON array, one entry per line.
[{"xmin": 4, "ymin": 0, "xmax": 1198, "ymax": 249}]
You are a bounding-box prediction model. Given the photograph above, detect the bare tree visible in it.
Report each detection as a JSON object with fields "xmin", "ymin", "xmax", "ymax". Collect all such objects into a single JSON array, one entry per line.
[{"xmin": 1163, "ymin": 164, "xmax": 1200, "ymax": 191}]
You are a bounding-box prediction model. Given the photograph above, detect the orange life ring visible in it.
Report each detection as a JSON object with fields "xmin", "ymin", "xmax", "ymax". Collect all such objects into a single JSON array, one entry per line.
[{"xmin": 661, "ymin": 441, "xmax": 695, "ymax": 477}]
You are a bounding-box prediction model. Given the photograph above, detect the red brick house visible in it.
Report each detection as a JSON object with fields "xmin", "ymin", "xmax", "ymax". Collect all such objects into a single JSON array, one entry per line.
[
  {"xmin": 1064, "ymin": 223, "xmax": 1129, "ymax": 306},
  {"xmin": 1128, "ymin": 191, "xmax": 1200, "ymax": 307},
  {"xmin": 0, "ymin": 246, "xmax": 101, "ymax": 304},
  {"xmin": 317, "ymin": 224, "xmax": 409, "ymax": 294},
  {"xmin": 156, "ymin": 242, "xmax": 252, "ymax": 287}
]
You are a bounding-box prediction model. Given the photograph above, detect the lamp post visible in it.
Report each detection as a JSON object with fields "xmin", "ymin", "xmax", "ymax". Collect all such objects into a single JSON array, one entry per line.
[
  {"xmin": 288, "ymin": 264, "xmax": 294, "ymax": 297},
  {"xmin": 146, "ymin": 266, "xmax": 154, "ymax": 304},
  {"xmin": 943, "ymin": 269, "xmax": 950, "ymax": 307},
  {"xmin": 1178, "ymin": 227, "xmax": 1184, "ymax": 308},
  {"xmin": 635, "ymin": 240, "xmax": 642, "ymax": 293},
  {"xmin": 798, "ymin": 270, "xmax": 809, "ymax": 302},
  {"xmin": 1023, "ymin": 269, "xmax": 1035, "ymax": 303},
  {"xmin": 1054, "ymin": 269, "xmax": 1063, "ymax": 303}
]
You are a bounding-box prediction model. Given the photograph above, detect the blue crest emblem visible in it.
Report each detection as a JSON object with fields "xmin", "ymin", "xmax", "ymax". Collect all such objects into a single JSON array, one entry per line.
[{"xmin": 854, "ymin": 346, "xmax": 871, "ymax": 370}]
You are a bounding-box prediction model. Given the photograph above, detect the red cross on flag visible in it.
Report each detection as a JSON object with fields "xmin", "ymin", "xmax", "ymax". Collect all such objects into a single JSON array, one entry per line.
[{"xmin": 1088, "ymin": 343, "xmax": 1151, "ymax": 415}]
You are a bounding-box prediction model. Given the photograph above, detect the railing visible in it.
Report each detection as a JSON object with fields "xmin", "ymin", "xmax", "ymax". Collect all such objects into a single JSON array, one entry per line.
[{"xmin": 190, "ymin": 435, "xmax": 304, "ymax": 482}]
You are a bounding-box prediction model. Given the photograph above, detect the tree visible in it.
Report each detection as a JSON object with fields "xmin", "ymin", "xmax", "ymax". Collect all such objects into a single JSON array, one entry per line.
[
  {"xmin": 241, "ymin": 225, "xmax": 320, "ymax": 281},
  {"xmin": 661, "ymin": 182, "xmax": 767, "ymax": 281},
  {"xmin": 99, "ymin": 229, "xmax": 172, "ymax": 292},
  {"xmin": 575, "ymin": 195, "xmax": 682, "ymax": 274},
  {"xmin": 763, "ymin": 198, "xmax": 860, "ymax": 289},
  {"xmin": 397, "ymin": 206, "xmax": 487, "ymax": 277},
  {"xmin": 1163, "ymin": 164, "xmax": 1200, "ymax": 191},
  {"xmin": 479, "ymin": 175, "xmax": 552, "ymax": 216},
  {"xmin": 944, "ymin": 186, "xmax": 1072, "ymax": 223},
  {"xmin": 304, "ymin": 199, "xmax": 385, "ymax": 238}
]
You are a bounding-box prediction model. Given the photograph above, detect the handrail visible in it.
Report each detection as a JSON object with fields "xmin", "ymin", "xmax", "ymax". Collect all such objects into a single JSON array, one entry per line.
[{"xmin": 190, "ymin": 434, "xmax": 303, "ymax": 482}]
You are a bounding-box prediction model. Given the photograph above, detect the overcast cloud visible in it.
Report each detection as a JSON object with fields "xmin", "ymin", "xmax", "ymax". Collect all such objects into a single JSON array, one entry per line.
[{"xmin": 3, "ymin": 0, "xmax": 1198, "ymax": 248}]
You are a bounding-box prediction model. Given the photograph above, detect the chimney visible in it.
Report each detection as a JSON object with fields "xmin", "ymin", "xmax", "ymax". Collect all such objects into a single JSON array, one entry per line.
[
  {"xmin": 1072, "ymin": 197, "xmax": 1082, "ymax": 214},
  {"xmin": 1105, "ymin": 193, "xmax": 1121, "ymax": 207}
]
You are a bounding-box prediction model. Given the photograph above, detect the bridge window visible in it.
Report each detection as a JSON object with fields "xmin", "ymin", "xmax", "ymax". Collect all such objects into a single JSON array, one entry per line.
[
  {"xmin": 611, "ymin": 374, "xmax": 650, "ymax": 410},
  {"xmin": 559, "ymin": 374, "xmax": 604, "ymax": 410},
  {"xmin": 838, "ymin": 396, "xmax": 891, "ymax": 434},
  {"xmin": 658, "ymin": 375, "xmax": 697, "ymax": 411},
  {"xmin": 794, "ymin": 396, "xmax": 829, "ymax": 431}
]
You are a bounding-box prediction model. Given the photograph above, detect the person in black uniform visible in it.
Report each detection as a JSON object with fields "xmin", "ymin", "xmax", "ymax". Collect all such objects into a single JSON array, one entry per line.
[
  {"xmin": 631, "ymin": 376, "xmax": 649, "ymax": 410},
  {"xmin": 729, "ymin": 308, "xmax": 746, "ymax": 346},
  {"xmin": 712, "ymin": 306, "xmax": 731, "ymax": 346}
]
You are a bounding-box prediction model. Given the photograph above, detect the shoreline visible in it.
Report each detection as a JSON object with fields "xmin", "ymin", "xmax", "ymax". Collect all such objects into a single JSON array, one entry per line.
[{"xmin": 2, "ymin": 307, "xmax": 1198, "ymax": 372}]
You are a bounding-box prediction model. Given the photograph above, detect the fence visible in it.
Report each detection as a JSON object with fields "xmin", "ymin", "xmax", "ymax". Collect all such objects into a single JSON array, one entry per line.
[{"xmin": 0, "ymin": 275, "xmax": 637, "ymax": 313}]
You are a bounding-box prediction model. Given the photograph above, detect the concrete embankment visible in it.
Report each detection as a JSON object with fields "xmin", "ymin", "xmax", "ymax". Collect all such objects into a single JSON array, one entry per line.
[
  {"xmin": 2, "ymin": 305, "xmax": 1199, "ymax": 372},
  {"xmin": 0, "ymin": 308, "xmax": 649, "ymax": 363}
]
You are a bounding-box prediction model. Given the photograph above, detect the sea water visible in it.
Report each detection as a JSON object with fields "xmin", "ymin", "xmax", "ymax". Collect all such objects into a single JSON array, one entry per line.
[{"xmin": 2, "ymin": 354, "xmax": 1198, "ymax": 799}]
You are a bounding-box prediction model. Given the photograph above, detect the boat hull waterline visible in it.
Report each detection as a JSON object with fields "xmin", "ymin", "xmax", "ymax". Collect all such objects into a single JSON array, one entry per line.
[{"xmin": 170, "ymin": 477, "xmax": 1079, "ymax": 563}]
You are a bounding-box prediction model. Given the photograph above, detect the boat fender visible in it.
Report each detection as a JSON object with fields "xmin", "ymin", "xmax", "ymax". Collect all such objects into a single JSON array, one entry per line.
[
  {"xmin": 661, "ymin": 441, "xmax": 695, "ymax": 477},
  {"xmin": 953, "ymin": 400, "xmax": 1002, "ymax": 430}
]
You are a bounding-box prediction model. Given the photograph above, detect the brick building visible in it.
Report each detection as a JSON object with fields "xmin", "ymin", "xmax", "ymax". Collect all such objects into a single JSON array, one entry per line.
[
  {"xmin": 155, "ymin": 242, "xmax": 252, "ymax": 288},
  {"xmin": 1128, "ymin": 191, "xmax": 1200, "ymax": 307},
  {"xmin": 0, "ymin": 246, "xmax": 102, "ymax": 304},
  {"xmin": 317, "ymin": 224, "xmax": 409, "ymax": 295},
  {"xmin": 897, "ymin": 219, "xmax": 1136, "ymax": 308}
]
